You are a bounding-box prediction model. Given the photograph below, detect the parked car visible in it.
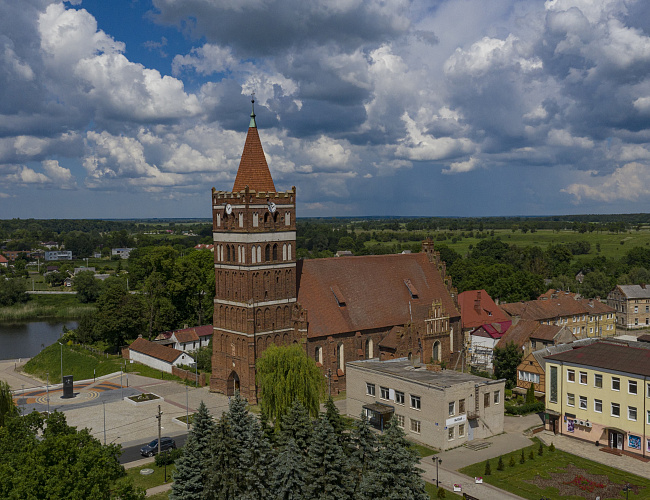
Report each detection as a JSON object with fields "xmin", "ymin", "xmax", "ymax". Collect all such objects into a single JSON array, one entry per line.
[{"xmin": 140, "ymin": 437, "xmax": 176, "ymax": 457}]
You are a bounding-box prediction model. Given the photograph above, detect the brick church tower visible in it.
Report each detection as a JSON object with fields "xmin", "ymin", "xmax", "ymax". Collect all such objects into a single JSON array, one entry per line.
[{"xmin": 210, "ymin": 99, "xmax": 298, "ymax": 402}]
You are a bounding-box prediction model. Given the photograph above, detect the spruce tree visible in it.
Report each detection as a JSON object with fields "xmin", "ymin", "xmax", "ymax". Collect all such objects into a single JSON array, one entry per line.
[
  {"xmin": 549, "ymin": 442, "xmax": 556, "ymax": 452},
  {"xmin": 497, "ymin": 456, "xmax": 504, "ymax": 471},
  {"xmin": 348, "ymin": 412, "xmax": 377, "ymax": 494},
  {"xmin": 526, "ymin": 383, "xmax": 536, "ymax": 404},
  {"xmin": 304, "ymin": 416, "xmax": 354, "ymax": 500},
  {"xmin": 528, "ymin": 449, "xmax": 534, "ymax": 460},
  {"xmin": 484, "ymin": 459, "xmax": 491, "ymax": 475},
  {"xmin": 509, "ymin": 455, "xmax": 515, "ymax": 467},
  {"xmin": 241, "ymin": 415, "xmax": 272, "ymax": 500},
  {"xmin": 170, "ymin": 436, "xmax": 203, "ymax": 500},
  {"xmin": 191, "ymin": 400, "xmax": 215, "ymax": 461},
  {"xmin": 358, "ymin": 421, "xmax": 428, "ymax": 500},
  {"xmin": 538, "ymin": 441, "xmax": 544, "ymax": 456},
  {"xmin": 204, "ymin": 415, "xmax": 242, "ymax": 500},
  {"xmin": 271, "ymin": 437, "xmax": 308, "ymax": 500},
  {"xmin": 278, "ymin": 399, "xmax": 313, "ymax": 452},
  {"xmin": 436, "ymin": 486, "xmax": 446, "ymax": 498},
  {"xmin": 325, "ymin": 396, "xmax": 346, "ymax": 439},
  {"xmin": 519, "ymin": 449, "xmax": 525, "ymax": 464}
]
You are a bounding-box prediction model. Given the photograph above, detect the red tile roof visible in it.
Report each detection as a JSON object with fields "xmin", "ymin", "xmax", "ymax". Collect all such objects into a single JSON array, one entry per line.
[
  {"xmin": 159, "ymin": 325, "xmax": 213, "ymax": 343},
  {"xmin": 458, "ymin": 289, "xmax": 510, "ymax": 330},
  {"xmin": 232, "ymin": 127, "xmax": 276, "ymax": 193},
  {"xmin": 130, "ymin": 337, "xmax": 186, "ymax": 363},
  {"xmin": 297, "ymin": 253, "xmax": 460, "ymax": 338},
  {"xmin": 501, "ymin": 295, "xmax": 614, "ymax": 321},
  {"xmin": 0, "ymin": 255, "xmax": 7, "ymax": 263},
  {"xmin": 544, "ymin": 341, "xmax": 650, "ymax": 376},
  {"xmin": 495, "ymin": 320, "xmax": 568, "ymax": 349}
]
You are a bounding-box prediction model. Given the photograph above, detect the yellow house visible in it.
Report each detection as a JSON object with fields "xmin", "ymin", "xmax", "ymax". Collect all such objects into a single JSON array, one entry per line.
[{"xmin": 544, "ymin": 341, "xmax": 650, "ymax": 457}]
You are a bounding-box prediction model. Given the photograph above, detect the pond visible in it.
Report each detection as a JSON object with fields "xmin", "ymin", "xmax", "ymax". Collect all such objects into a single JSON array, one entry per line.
[{"xmin": 0, "ymin": 321, "xmax": 78, "ymax": 360}]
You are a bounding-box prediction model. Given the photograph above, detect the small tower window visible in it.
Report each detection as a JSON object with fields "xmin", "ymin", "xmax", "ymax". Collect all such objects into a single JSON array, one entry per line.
[
  {"xmin": 253, "ymin": 213, "xmax": 259, "ymax": 227},
  {"xmin": 239, "ymin": 213, "xmax": 244, "ymax": 227},
  {"xmin": 285, "ymin": 212, "xmax": 291, "ymax": 226},
  {"xmin": 272, "ymin": 244, "xmax": 278, "ymax": 261},
  {"xmin": 265, "ymin": 244, "xmax": 270, "ymax": 262}
]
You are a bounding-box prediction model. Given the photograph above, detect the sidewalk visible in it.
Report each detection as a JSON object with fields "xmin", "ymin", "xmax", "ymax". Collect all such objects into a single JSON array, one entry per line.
[{"xmin": 537, "ymin": 430, "xmax": 650, "ymax": 479}]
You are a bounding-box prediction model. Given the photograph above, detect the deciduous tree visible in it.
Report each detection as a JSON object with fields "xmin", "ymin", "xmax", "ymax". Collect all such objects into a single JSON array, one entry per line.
[{"xmin": 493, "ymin": 342, "xmax": 523, "ymax": 389}]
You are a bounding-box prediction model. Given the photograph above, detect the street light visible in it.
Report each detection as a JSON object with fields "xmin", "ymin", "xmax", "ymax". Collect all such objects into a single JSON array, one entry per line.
[
  {"xmin": 623, "ymin": 483, "xmax": 632, "ymax": 500},
  {"xmin": 57, "ymin": 342, "xmax": 63, "ymax": 382},
  {"xmin": 435, "ymin": 456, "xmax": 442, "ymax": 487},
  {"xmin": 46, "ymin": 372, "xmax": 49, "ymax": 414}
]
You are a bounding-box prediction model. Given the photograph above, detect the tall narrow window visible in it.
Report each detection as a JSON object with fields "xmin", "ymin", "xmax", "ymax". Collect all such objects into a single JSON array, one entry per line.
[
  {"xmin": 365, "ymin": 339, "xmax": 374, "ymax": 359},
  {"xmin": 337, "ymin": 343, "xmax": 345, "ymax": 373},
  {"xmin": 550, "ymin": 366, "xmax": 558, "ymax": 403}
]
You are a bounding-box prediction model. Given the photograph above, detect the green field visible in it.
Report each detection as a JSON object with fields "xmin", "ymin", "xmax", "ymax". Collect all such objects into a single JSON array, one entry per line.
[
  {"xmin": 0, "ymin": 293, "xmax": 95, "ymax": 322},
  {"xmin": 459, "ymin": 440, "xmax": 650, "ymax": 499},
  {"xmin": 126, "ymin": 463, "xmax": 176, "ymax": 492},
  {"xmin": 424, "ymin": 482, "xmax": 463, "ymax": 499},
  {"xmin": 359, "ymin": 228, "xmax": 650, "ymax": 261}
]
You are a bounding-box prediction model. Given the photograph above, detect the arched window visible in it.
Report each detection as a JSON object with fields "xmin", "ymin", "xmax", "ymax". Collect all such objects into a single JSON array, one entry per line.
[
  {"xmin": 226, "ymin": 245, "xmax": 231, "ymax": 261},
  {"xmin": 365, "ymin": 338, "xmax": 374, "ymax": 359},
  {"xmin": 433, "ymin": 341, "xmax": 441, "ymax": 362},
  {"xmin": 257, "ymin": 245, "xmax": 262, "ymax": 262},
  {"xmin": 265, "ymin": 244, "xmax": 270, "ymax": 262},
  {"xmin": 337, "ymin": 343, "xmax": 345, "ymax": 373},
  {"xmin": 315, "ymin": 346, "xmax": 323, "ymax": 364},
  {"xmin": 288, "ymin": 243, "xmax": 292, "ymax": 260},
  {"xmin": 282, "ymin": 244, "xmax": 287, "ymax": 261},
  {"xmin": 251, "ymin": 246, "xmax": 256, "ymax": 264},
  {"xmin": 272, "ymin": 244, "xmax": 278, "ymax": 261}
]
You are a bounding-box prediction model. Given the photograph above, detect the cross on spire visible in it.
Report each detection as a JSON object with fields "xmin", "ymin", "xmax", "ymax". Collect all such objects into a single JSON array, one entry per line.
[{"xmin": 249, "ymin": 91, "xmax": 256, "ymax": 128}]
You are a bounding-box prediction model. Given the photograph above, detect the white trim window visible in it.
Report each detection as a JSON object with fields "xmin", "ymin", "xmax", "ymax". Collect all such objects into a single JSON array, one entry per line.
[
  {"xmin": 579, "ymin": 372, "xmax": 587, "ymax": 385},
  {"xmin": 611, "ymin": 402, "xmax": 620, "ymax": 417},
  {"xmin": 594, "ymin": 399, "xmax": 602, "ymax": 413},
  {"xmin": 494, "ymin": 390, "xmax": 501, "ymax": 405},
  {"xmin": 579, "ymin": 396, "xmax": 587, "ymax": 410},
  {"xmin": 612, "ymin": 377, "xmax": 620, "ymax": 391},
  {"xmin": 366, "ymin": 383, "xmax": 376, "ymax": 396},
  {"xmin": 629, "ymin": 380, "xmax": 637, "ymax": 395},
  {"xmin": 395, "ymin": 391, "xmax": 405, "ymax": 405},
  {"xmin": 629, "ymin": 406, "xmax": 637, "ymax": 421},
  {"xmin": 567, "ymin": 369, "xmax": 575, "ymax": 382},
  {"xmin": 647, "ymin": 410, "xmax": 650, "ymax": 425},
  {"xmin": 395, "ymin": 414, "xmax": 405, "ymax": 428},
  {"xmin": 594, "ymin": 374, "xmax": 603, "ymax": 388},
  {"xmin": 448, "ymin": 426, "xmax": 454, "ymax": 440},
  {"xmin": 410, "ymin": 395, "xmax": 421, "ymax": 410},
  {"xmin": 449, "ymin": 401, "xmax": 455, "ymax": 416},
  {"xmin": 410, "ymin": 418, "xmax": 421, "ymax": 434},
  {"xmin": 567, "ymin": 393, "xmax": 575, "ymax": 407},
  {"xmin": 380, "ymin": 386, "xmax": 389, "ymax": 400}
]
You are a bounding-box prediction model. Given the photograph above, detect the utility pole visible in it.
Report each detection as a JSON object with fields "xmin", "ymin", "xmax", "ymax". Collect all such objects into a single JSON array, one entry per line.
[
  {"xmin": 328, "ymin": 368, "xmax": 332, "ymax": 396},
  {"xmin": 186, "ymin": 385, "xmax": 189, "ymax": 430},
  {"xmin": 120, "ymin": 368, "xmax": 123, "ymax": 400},
  {"xmin": 46, "ymin": 373, "xmax": 49, "ymax": 414},
  {"xmin": 103, "ymin": 401, "xmax": 106, "ymax": 445},
  {"xmin": 156, "ymin": 405, "xmax": 163, "ymax": 456}
]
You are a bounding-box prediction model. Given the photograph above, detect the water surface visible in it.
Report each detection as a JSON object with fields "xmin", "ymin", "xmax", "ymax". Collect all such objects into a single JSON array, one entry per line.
[{"xmin": 0, "ymin": 321, "xmax": 78, "ymax": 360}]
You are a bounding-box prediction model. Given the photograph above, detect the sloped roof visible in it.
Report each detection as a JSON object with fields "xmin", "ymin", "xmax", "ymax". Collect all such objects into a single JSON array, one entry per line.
[
  {"xmin": 130, "ymin": 337, "xmax": 187, "ymax": 364},
  {"xmin": 232, "ymin": 126, "xmax": 276, "ymax": 193},
  {"xmin": 501, "ymin": 295, "xmax": 614, "ymax": 321},
  {"xmin": 614, "ymin": 284, "xmax": 650, "ymax": 299},
  {"xmin": 470, "ymin": 322, "xmax": 511, "ymax": 339},
  {"xmin": 297, "ymin": 253, "xmax": 460, "ymax": 338},
  {"xmin": 158, "ymin": 325, "xmax": 212, "ymax": 343},
  {"xmin": 531, "ymin": 338, "xmax": 599, "ymax": 370},
  {"xmin": 458, "ymin": 289, "xmax": 510, "ymax": 330},
  {"xmin": 544, "ymin": 341, "xmax": 650, "ymax": 377},
  {"xmin": 495, "ymin": 320, "xmax": 568, "ymax": 349},
  {"xmin": 0, "ymin": 255, "xmax": 7, "ymax": 263}
]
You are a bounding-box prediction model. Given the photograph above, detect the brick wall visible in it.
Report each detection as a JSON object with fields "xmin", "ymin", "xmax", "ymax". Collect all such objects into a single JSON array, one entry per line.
[{"xmin": 172, "ymin": 365, "xmax": 208, "ymax": 386}]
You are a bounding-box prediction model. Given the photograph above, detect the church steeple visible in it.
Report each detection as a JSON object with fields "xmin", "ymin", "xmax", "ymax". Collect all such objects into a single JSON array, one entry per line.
[{"xmin": 232, "ymin": 96, "xmax": 276, "ymax": 193}]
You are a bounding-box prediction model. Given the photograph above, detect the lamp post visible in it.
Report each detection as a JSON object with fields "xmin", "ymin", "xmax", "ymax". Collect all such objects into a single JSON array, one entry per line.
[
  {"xmin": 186, "ymin": 384, "xmax": 190, "ymax": 430},
  {"xmin": 46, "ymin": 372, "xmax": 49, "ymax": 414},
  {"xmin": 623, "ymin": 483, "xmax": 632, "ymax": 500},
  {"xmin": 57, "ymin": 342, "xmax": 63, "ymax": 382},
  {"xmin": 103, "ymin": 401, "xmax": 106, "ymax": 445},
  {"xmin": 435, "ymin": 456, "xmax": 442, "ymax": 487}
]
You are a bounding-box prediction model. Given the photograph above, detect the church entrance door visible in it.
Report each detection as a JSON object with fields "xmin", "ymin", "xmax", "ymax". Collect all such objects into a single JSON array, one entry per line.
[{"xmin": 227, "ymin": 371, "xmax": 240, "ymax": 396}]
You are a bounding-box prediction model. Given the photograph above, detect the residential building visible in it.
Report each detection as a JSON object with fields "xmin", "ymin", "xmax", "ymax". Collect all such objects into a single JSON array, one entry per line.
[
  {"xmin": 467, "ymin": 323, "xmax": 509, "ymax": 370},
  {"xmin": 210, "ymin": 103, "xmax": 461, "ymax": 402},
  {"xmin": 74, "ymin": 267, "xmax": 95, "ymax": 275},
  {"xmin": 129, "ymin": 337, "xmax": 194, "ymax": 373},
  {"xmin": 0, "ymin": 255, "xmax": 7, "ymax": 267},
  {"xmin": 3, "ymin": 250, "xmax": 31, "ymax": 261},
  {"xmin": 544, "ymin": 340, "xmax": 650, "ymax": 456},
  {"xmin": 111, "ymin": 248, "xmax": 133, "ymax": 259},
  {"xmin": 501, "ymin": 291, "xmax": 616, "ymax": 339},
  {"xmin": 346, "ymin": 358, "xmax": 505, "ymax": 450},
  {"xmin": 495, "ymin": 319, "xmax": 575, "ymax": 357},
  {"xmin": 156, "ymin": 325, "xmax": 212, "ymax": 352},
  {"xmin": 607, "ymin": 284, "xmax": 650, "ymax": 329},
  {"xmin": 44, "ymin": 250, "xmax": 72, "ymax": 261}
]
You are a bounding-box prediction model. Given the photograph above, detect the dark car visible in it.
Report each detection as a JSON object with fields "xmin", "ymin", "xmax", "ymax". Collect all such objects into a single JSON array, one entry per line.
[{"xmin": 140, "ymin": 437, "xmax": 176, "ymax": 457}]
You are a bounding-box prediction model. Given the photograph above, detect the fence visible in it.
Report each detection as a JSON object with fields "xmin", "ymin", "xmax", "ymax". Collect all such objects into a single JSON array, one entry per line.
[{"xmin": 172, "ymin": 365, "xmax": 208, "ymax": 386}]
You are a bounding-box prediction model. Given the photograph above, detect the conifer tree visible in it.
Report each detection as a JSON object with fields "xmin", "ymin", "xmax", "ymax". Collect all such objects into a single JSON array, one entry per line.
[
  {"xmin": 241, "ymin": 415, "xmax": 272, "ymax": 500},
  {"xmin": 509, "ymin": 455, "xmax": 515, "ymax": 467},
  {"xmin": 348, "ymin": 412, "xmax": 377, "ymax": 493},
  {"xmin": 324, "ymin": 396, "xmax": 346, "ymax": 440},
  {"xmin": 191, "ymin": 400, "xmax": 215, "ymax": 461},
  {"xmin": 538, "ymin": 441, "xmax": 544, "ymax": 456},
  {"xmin": 204, "ymin": 416, "xmax": 242, "ymax": 500},
  {"xmin": 436, "ymin": 487, "xmax": 446, "ymax": 498},
  {"xmin": 526, "ymin": 383, "xmax": 536, "ymax": 404},
  {"xmin": 549, "ymin": 442, "xmax": 556, "ymax": 452},
  {"xmin": 304, "ymin": 416, "xmax": 354, "ymax": 500},
  {"xmin": 358, "ymin": 421, "xmax": 428, "ymax": 500},
  {"xmin": 278, "ymin": 399, "xmax": 313, "ymax": 452},
  {"xmin": 520, "ymin": 449, "xmax": 525, "ymax": 464},
  {"xmin": 170, "ymin": 436, "xmax": 203, "ymax": 500},
  {"xmin": 497, "ymin": 456, "xmax": 504, "ymax": 471},
  {"xmin": 271, "ymin": 437, "xmax": 308, "ymax": 500},
  {"xmin": 484, "ymin": 459, "xmax": 491, "ymax": 475},
  {"xmin": 528, "ymin": 448, "xmax": 534, "ymax": 460}
]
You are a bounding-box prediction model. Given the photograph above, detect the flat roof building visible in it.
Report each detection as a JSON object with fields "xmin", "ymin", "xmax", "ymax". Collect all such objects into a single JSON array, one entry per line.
[{"xmin": 346, "ymin": 358, "xmax": 505, "ymax": 450}]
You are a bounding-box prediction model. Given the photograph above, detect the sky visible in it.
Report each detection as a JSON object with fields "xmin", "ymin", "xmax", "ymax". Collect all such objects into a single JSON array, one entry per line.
[{"xmin": 2, "ymin": 0, "xmax": 650, "ymax": 219}]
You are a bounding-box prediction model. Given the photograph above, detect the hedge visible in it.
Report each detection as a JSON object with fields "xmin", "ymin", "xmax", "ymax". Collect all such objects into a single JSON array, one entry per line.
[{"xmin": 504, "ymin": 401, "xmax": 545, "ymax": 415}]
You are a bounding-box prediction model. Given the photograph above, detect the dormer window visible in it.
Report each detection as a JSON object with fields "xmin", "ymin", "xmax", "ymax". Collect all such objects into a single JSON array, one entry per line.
[{"xmin": 404, "ymin": 279, "xmax": 419, "ymax": 299}]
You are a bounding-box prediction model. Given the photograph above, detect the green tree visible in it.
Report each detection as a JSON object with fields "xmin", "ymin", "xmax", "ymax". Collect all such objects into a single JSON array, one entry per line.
[
  {"xmin": 358, "ymin": 421, "xmax": 428, "ymax": 500},
  {"xmin": 580, "ymin": 270, "xmax": 614, "ymax": 299},
  {"xmin": 256, "ymin": 344, "xmax": 325, "ymax": 421},
  {"xmin": 484, "ymin": 459, "xmax": 492, "ymax": 475},
  {"xmin": 0, "ymin": 380, "xmax": 18, "ymax": 426},
  {"xmin": 279, "ymin": 400, "xmax": 313, "ymax": 452},
  {"xmin": 497, "ymin": 456, "xmax": 504, "ymax": 471},
  {"xmin": 305, "ymin": 416, "xmax": 354, "ymax": 500},
  {"xmin": 271, "ymin": 438, "xmax": 308, "ymax": 500},
  {"xmin": 493, "ymin": 342, "xmax": 523, "ymax": 389},
  {"xmin": 349, "ymin": 412, "xmax": 377, "ymax": 494},
  {"xmin": 526, "ymin": 383, "xmax": 536, "ymax": 404},
  {"xmin": 324, "ymin": 396, "xmax": 346, "ymax": 444},
  {"xmin": 205, "ymin": 416, "xmax": 240, "ymax": 500},
  {"xmin": 74, "ymin": 270, "xmax": 102, "ymax": 303},
  {"xmin": 170, "ymin": 437, "xmax": 203, "ymax": 500},
  {"xmin": 0, "ymin": 277, "xmax": 28, "ymax": 306}
]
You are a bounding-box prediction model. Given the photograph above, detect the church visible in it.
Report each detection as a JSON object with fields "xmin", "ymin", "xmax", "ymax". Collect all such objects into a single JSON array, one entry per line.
[{"xmin": 210, "ymin": 101, "xmax": 462, "ymax": 403}]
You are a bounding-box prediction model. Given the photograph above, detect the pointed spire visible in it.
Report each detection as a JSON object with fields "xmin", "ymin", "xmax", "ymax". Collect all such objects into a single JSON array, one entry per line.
[
  {"xmin": 249, "ymin": 93, "xmax": 257, "ymax": 128},
  {"xmin": 232, "ymin": 97, "xmax": 276, "ymax": 193}
]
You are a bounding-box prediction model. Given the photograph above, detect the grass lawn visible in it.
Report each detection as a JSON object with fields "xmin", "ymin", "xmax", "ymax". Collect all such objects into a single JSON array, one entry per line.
[
  {"xmin": 410, "ymin": 441, "xmax": 438, "ymax": 458},
  {"xmin": 126, "ymin": 463, "xmax": 176, "ymax": 491},
  {"xmin": 146, "ymin": 492, "xmax": 169, "ymax": 500},
  {"xmin": 424, "ymin": 481, "xmax": 463, "ymax": 499},
  {"xmin": 459, "ymin": 439, "xmax": 650, "ymax": 499}
]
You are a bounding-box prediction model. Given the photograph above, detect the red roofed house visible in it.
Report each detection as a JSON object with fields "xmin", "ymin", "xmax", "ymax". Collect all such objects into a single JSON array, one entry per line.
[
  {"xmin": 458, "ymin": 290, "xmax": 511, "ymax": 370},
  {"xmin": 210, "ymin": 102, "xmax": 461, "ymax": 402},
  {"xmin": 129, "ymin": 337, "xmax": 195, "ymax": 373},
  {"xmin": 495, "ymin": 319, "xmax": 575, "ymax": 357},
  {"xmin": 0, "ymin": 255, "xmax": 8, "ymax": 267},
  {"xmin": 169, "ymin": 325, "xmax": 212, "ymax": 352}
]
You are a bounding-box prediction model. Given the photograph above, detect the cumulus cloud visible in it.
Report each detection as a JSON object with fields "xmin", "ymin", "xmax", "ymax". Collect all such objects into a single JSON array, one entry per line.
[
  {"xmin": 395, "ymin": 112, "xmax": 474, "ymax": 161},
  {"xmin": 443, "ymin": 156, "xmax": 480, "ymax": 174},
  {"xmin": 563, "ymin": 161, "xmax": 650, "ymax": 202}
]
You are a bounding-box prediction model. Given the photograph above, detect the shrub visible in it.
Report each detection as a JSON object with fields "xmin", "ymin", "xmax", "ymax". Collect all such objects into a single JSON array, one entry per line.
[
  {"xmin": 504, "ymin": 401, "xmax": 545, "ymax": 415},
  {"xmin": 509, "ymin": 455, "xmax": 516, "ymax": 467},
  {"xmin": 549, "ymin": 442, "xmax": 556, "ymax": 452},
  {"xmin": 497, "ymin": 456, "xmax": 504, "ymax": 471},
  {"xmin": 520, "ymin": 449, "xmax": 525, "ymax": 464},
  {"xmin": 437, "ymin": 487, "xmax": 446, "ymax": 498},
  {"xmin": 484, "ymin": 460, "xmax": 492, "ymax": 476},
  {"xmin": 538, "ymin": 441, "xmax": 544, "ymax": 456},
  {"xmin": 505, "ymin": 388, "xmax": 513, "ymax": 399},
  {"xmin": 528, "ymin": 449, "xmax": 534, "ymax": 460},
  {"xmin": 525, "ymin": 383, "xmax": 536, "ymax": 404},
  {"xmin": 155, "ymin": 448, "xmax": 182, "ymax": 466}
]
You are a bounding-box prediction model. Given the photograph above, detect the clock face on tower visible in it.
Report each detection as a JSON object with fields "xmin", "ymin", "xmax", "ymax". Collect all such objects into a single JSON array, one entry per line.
[
  {"xmin": 267, "ymin": 201, "xmax": 276, "ymax": 213},
  {"xmin": 225, "ymin": 204, "xmax": 232, "ymax": 215}
]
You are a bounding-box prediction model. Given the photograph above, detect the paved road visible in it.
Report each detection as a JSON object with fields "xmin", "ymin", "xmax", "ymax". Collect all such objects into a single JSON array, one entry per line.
[{"xmin": 119, "ymin": 434, "xmax": 189, "ymax": 464}]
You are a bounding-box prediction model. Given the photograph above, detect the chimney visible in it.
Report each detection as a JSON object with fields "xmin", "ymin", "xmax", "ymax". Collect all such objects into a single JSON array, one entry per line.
[{"xmin": 641, "ymin": 283, "xmax": 646, "ymax": 290}]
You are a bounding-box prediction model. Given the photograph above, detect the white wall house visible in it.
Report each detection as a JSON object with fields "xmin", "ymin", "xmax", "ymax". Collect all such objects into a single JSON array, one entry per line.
[{"xmin": 129, "ymin": 337, "xmax": 194, "ymax": 373}]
